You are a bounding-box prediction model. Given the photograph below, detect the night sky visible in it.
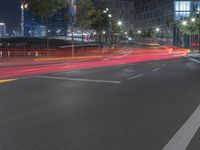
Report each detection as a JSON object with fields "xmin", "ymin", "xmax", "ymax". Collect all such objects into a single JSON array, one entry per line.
[{"xmin": 0, "ymin": 0, "xmax": 21, "ymax": 30}]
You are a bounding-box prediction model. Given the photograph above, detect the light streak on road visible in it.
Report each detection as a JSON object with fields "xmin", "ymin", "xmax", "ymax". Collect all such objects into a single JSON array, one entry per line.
[{"xmin": 0, "ymin": 46, "xmax": 188, "ymax": 80}]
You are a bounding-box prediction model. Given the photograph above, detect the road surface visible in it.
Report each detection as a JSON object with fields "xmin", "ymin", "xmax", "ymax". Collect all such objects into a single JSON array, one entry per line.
[{"xmin": 0, "ymin": 55, "xmax": 200, "ymax": 150}]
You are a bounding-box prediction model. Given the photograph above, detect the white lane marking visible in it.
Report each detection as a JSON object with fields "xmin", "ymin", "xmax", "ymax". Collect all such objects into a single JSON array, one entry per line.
[
  {"xmin": 127, "ymin": 74, "xmax": 144, "ymax": 80},
  {"xmin": 189, "ymin": 58, "xmax": 200, "ymax": 64},
  {"xmin": 54, "ymin": 70, "xmax": 80, "ymax": 75},
  {"xmin": 152, "ymin": 67, "xmax": 160, "ymax": 72},
  {"xmin": 162, "ymin": 104, "xmax": 200, "ymax": 150},
  {"xmin": 37, "ymin": 75, "xmax": 122, "ymax": 84},
  {"xmin": 123, "ymin": 67, "xmax": 135, "ymax": 73},
  {"xmin": 19, "ymin": 76, "xmax": 35, "ymax": 80}
]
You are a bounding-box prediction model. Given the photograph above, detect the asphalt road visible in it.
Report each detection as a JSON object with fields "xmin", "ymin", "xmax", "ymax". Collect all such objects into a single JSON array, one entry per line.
[{"xmin": 0, "ymin": 56, "xmax": 200, "ymax": 150}]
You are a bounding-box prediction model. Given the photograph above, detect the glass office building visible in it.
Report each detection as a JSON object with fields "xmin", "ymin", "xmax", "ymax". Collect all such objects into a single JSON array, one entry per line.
[
  {"xmin": 21, "ymin": 0, "xmax": 68, "ymax": 37},
  {"xmin": 107, "ymin": 0, "xmax": 200, "ymax": 45},
  {"xmin": 133, "ymin": 0, "xmax": 200, "ymax": 44},
  {"xmin": 107, "ymin": 0, "xmax": 135, "ymax": 32},
  {"xmin": 174, "ymin": 0, "xmax": 200, "ymax": 20},
  {"xmin": 0, "ymin": 23, "xmax": 6, "ymax": 38}
]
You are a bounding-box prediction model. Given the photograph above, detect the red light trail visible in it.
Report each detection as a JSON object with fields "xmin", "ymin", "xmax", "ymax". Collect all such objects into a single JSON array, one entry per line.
[{"xmin": 0, "ymin": 46, "xmax": 188, "ymax": 80}]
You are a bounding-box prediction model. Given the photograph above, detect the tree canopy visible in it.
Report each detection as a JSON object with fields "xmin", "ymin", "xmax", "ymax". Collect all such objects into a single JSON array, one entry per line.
[
  {"xmin": 177, "ymin": 14, "xmax": 200, "ymax": 35},
  {"xmin": 76, "ymin": 0, "xmax": 93, "ymax": 29},
  {"xmin": 28, "ymin": 0, "xmax": 68, "ymax": 19}
]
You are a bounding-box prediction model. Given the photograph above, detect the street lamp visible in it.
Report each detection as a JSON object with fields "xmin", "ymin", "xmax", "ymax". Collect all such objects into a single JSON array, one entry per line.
[
  {"xmin": 191, "ymin": 18, "xmax": 196, "ymax": 22},
  {"xmin": 108, "ymin": 14, "xmax": 112, "ymax": 18},
  {"xmin": 29, "ymin": 30, "xmax": 32, "ymax": 37},
  {"xmin": 103, "ymin": 10, "xmax": 107, "ymax": 14},
  {"xmin": 24, "ymin": 4, "xmax": 28, "ymax": 9},
  {"xmin": 138, "ymin": 30, "xmax": 141, "ymax": 34},
  {"xmin": 156, "ymin": 27, "xmax": 160, "ymax": 32},
  {"xmin": 118, "ymin": 21, "xmax": 122, "ymax": 26},
  {"xmin": 182, "ymin": 21, "xmax": 187, "ymax": 26},
  {"xmin": 70, "ymin": 0, "xmax": 75, "ymax": 57}
]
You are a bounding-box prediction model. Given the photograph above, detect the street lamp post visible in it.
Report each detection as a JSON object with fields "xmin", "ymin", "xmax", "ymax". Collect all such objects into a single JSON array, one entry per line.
[
  {"xmin": 155, "ymin": 27, "xmax": 160, "ymax": 42},
  {"xmin": 103, "ymin": 8, "xmax": 113, "ymax": 52},
  {"xmin": 190, "ymin": 18, "xmax": 195, "ymax": 51},
  {"xmin": 117, "ymin": 21, "xmax": 123, "ymax": 46},
  {"xmin": 70, "ymin": 0, "xmax": 75, "ymax": 57}
]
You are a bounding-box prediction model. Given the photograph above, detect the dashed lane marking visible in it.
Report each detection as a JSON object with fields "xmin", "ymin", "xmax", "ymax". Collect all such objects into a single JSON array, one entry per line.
[
  {"xmin": 123, "ymin": 67, "xmax": 135, "ymax": 73},
  {"xmin": 54, "ymin": 70, "xmax": 80, "ymax": 75},
  {"xmin": 127, "ymin": 74, "xmax": 144, "ymax": 80},
  {"xmin": 152, "ymin": 67, "xmax": 160, "ymax": 72},
  {"xmin": 36, "ymin": 75, "xmax": 122, "ymax": 84}
]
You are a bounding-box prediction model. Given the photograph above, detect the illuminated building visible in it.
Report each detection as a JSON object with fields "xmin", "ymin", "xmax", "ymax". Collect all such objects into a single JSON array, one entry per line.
[
  {"xmin": 21, "ymin": 0, "xmax": 68, "ymax": 37},
  {"xmin": 106, "ymin": 0, "xmax": 200, "ymax": 45},
  {"xmin": 133, "ymin": 0, "xmax": 200, "ymax": 45},
  {"xmin": 107, "ymin": 0, "xmax": 135, "ymax": 33},
  {"xmin": 0, "ymin": 23, "xmax": 6, "ymax": 38}
]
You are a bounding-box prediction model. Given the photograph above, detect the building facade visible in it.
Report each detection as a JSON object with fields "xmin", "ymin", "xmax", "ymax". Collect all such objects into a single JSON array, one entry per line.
[
  {"xmin": 0, "ymin": 23, "xmax": 6, "ymax": 38},
  {"xmin": 21, "ymin": 0, "xmax": 68, "ymax": 37},
  {"xmin": 107, "ymin": 0, "xmax": 200, "ymax": 45},
  {"xmin": 107, "ymin": 0, "xmax": 135, "ymax": 33}
]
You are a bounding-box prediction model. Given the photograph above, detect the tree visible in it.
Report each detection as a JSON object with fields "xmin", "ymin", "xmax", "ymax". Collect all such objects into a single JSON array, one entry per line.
[
  {"xmin": 88, "ymin": 8, "xmax": 110, "ymax": 46},
  {"xmin": 177, "ymin": 14, "xmax": 200, "ymax": 49},
  {"xmin": 28, "ymin": 0, "xmax": 68, "ymax": 50},
  {"xmin": 150, "ymin": 29, "xmax": 159, "ymax": 42},
  {"xmin": 109, "ymin": 19, "xmax": 125, "ymax": 46},
  {"xmin": 76, "ymin": 0, "xmax": 94, "ymax": 44}
]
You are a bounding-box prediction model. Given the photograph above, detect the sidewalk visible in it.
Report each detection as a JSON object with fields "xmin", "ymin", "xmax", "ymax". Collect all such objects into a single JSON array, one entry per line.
[
  {"xmin": 188, "ymin": 52, "xmax": 200, "ymax": 63},
  {"xmin": 189, "ymin": 53, "xmax": 200, "ymax": 57}
]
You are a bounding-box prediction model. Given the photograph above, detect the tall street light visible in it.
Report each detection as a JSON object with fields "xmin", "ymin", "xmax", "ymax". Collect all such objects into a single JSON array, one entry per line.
[
  {"xmin": 155, "ymin": 27, "xmax": 160, "ymax": 42},
  {"xmin": 71, "ymin": 0, "xmax": 75, "ymax": 57}
]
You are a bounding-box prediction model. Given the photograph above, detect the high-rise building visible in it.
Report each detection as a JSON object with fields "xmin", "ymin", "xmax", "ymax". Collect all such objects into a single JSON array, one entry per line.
[
  {"xmin": 107, "ymin": 0, "xmax": 200, "ymax": 45},
  {"xmin": 133, "ymin": 0, "xmax": 200, "ymax": 44},
  {"xmin": 107, "ymin": 0, "xmax": 135, "ymax": 32},
  {"xmin": 21, "ymin": 0, "xmax": 68, "ymax": 37},
  {"xmin": 0, "ymin": 23, "xmax": 6, "ymax": 38}
]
